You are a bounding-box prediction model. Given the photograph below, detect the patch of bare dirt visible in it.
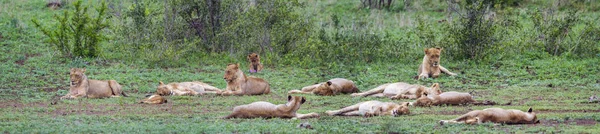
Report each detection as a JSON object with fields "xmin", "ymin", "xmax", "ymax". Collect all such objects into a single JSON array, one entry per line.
[
  {"xmin": 536, "ymin": 119, "xmax": 597, "ymax": 126},
  {"xmin": 537, "ymin": 109, "xmax": 600, "ymax": 113},
  {"xmin": 14, "ymin": 53, "xmax": 41, "ymax": 66}
]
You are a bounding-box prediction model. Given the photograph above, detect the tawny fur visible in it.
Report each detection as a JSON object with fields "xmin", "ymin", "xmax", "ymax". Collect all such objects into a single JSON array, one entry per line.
[
  {"xmin": 351, "ymin": 82, "xmax": 442, "ymax": 100},
  {"xmin": 156, "ymin": 81, "xmax": 222, "ymax": 96},
  {"xmin": 139, "ymin": 94, "xmax": 168, "ymax": 104},
  {"xmin": 247, "ymin": 53, "xmax": 263, "ymax": 73},
  {"xmin": 221, "ymin": 63, "xmax": 270, "ymax": 96},
  {"xmin": 223, "ymin": 95, "xmax": 319, "ymax": 119},
  {"xmin": 61, "ymin": 68, "xmax": 127, "ymax": 99},
  {"xmin": 440, "ymin": 107, "xmax": 539, "ymax": 125},
  {"xmin": 412, "ymin": 91, "xmax": 476, "ymax": 106},
  {"xmin": 288, "ymin": 78, "xmax": 359, "ymax": 96},
  {"xmin": 418, "ymin": 47, "xmax": 457, "ymax": 80},
  {"xmin": 326, "ymin": 101, "xmax": 410, "ymax": 117}
]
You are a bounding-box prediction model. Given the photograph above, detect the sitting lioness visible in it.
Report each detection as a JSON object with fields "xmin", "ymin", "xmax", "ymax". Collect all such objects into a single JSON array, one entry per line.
[
  {"xmin": 411, "ymin": 91, "xmax": 476, "ymax": 106},
  {"xmin": 61, "ymin": 68, "xmax": 127, "ymax": 99},
  {"xmin": 247, "ymin": 53, "xmax": 263, "ymax": 73},
  {"xmin": 439, "ymin": 107, "xmax": 539, "ymax": 125},
  {"xmin": 418, "ymin": 47, "xmax": 457, "ymax": 80},
  {"xmin": 326, "ymin": 101, "xmax": 410, "ymax": 117},
  {"xmin": 220, "ymin": 63, "xmax": 270, "ymax": 96},
  {"xmin": 223, "ymin": 95, "xmax": 319, "ymax": 119},
  {"xmin": 156, "ymin": 81, "xmax": 222, "ymax": 96},
  {"xmin": 139, "ymin": 94, "xmax": 168, "ymax": 104},
  {"xmin": 351, "ymin": 82, "xmax": 442, "ymax": 100},
  {"xmin": 288, "ymin": 78, "xmax": 359, "ymax": 96}
]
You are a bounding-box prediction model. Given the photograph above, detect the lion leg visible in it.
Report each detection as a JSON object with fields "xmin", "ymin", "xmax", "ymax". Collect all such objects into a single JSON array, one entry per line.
[
  {"xmin": 294, "ymin": 112, "xmax": 320, "ymax": 119},
  {"xmin": 257, "ymin": 64, "xmax": 263, "ymax": 72},
  {"xmin": 439, "ymin": 66, "xmax": 457, "ymax": 76},
  {"xmin": 341, "ymin": 111, "xmax": 362, "ymax": 116},
  {"xmin": 351, "ymin": 84, "xmax": 388, "ymax": 97},
  {"xmin": 326, "ymin": 102, "xmax": 363, "ymax": 116},
  {"xmin": 202, "ymin": 85, "xmax": 222, "ymax": 94},
  {"xmin": 108, "ymin": 80, "xmax": 126, "ymax": 97},
  {"xmin": 418, "ymin": 64, "xmax": 429, "ymax": 80},
  {"xmin": 287, "ymin": 90, "xmax": 313, "ymax": 94}
]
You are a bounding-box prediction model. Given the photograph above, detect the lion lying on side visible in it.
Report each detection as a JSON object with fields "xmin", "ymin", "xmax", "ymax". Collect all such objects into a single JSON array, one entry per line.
[
  {"xmin": 220, "ymin": 63, "xmax": 270, "ymax": 96},
  {"xmin": 288, "ymin": 78, "xmax": 359, "ymax": 96},
  {"xmin": 351, "ymin": 82, "xmax": 442, "ymax": 99},
  {"xmin": 156, "ymin": 81, "xmax": 222, "ymax": 96},
  {"xmin": 411, "ymin": 91, "xmax": 476, "ymax": 106},
  {"xmin": 247, "ymin": 53, "xmax": 263, "ymax": 73},
  {"xmin": 139, "ymin": 94, "xmax": 168, "ymax": 104},
  {"xmin": 418, "ymin": 47, "xmax": 457, "ymax": 80},
  {"xmin": 326, "ymin": 101, "xmax": 410, "ymax": 117},
  {"xmin": 61, "ymin": 68, "xmax": 127, "ymax": 99},
  {"xmin": 439, "ymin": 107, "xmax": 539, "ymax": 125},
  {"xmin": 223, "ymin": 95, "xmax": 319, "ymax": 119}
]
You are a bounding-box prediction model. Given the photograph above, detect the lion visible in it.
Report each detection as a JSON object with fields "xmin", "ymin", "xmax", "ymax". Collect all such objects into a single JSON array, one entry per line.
[
  {"xmin": 288, "ymin": 78, "xmax": 359, "ymax": 96},
  {"xmin": 156, "ymin": 81, "xmax": 222, "ymax": 96},
  {"xmin": 325, "ymin": 101, "xmax": 410, "ymax": 117},
  {"xmin": 418, "ymin": 47, "xmax": 457, "ymax": 80},
  {"xmin": 60, "ymin": 68, "xmax": 127, "ymax": 99},
  {"xmin": 247, "ymin": 53, "xmax": 263, "ymax": 73},
  {"xmin": 411, "ymin": 91, "xmax": 476, "ymax": 106},
  {"xmin": 439, "ymin": 107, "xmax": 539, "ymax": 125},
  {"xmin": 139, "ymin": 94, "xmax": 168, "ymax": 104},
  {"xmin": 223, "ymin": 95, "xmax": 319, "ymax": 119},
  {"xmin": 351, "ymin": 82, "xmax": 442, "ymax": 100},
  {"xmin": 220, "ymin": 63, "xmax": 270, "ymax": 96}
]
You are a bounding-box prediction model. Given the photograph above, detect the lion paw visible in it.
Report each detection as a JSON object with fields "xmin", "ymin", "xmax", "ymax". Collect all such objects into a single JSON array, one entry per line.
[
  {"xmin": 325, "ymin": 111, "xmax": 337, "ymax": 116},
  {"xmin": 418, "ymin": 74, "xmax": 428, "ymax": 80}
]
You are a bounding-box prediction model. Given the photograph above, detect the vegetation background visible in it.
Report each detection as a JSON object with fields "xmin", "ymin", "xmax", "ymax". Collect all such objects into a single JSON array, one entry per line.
[{"xmin": 0, "ymin": 0, "xmax": 599, "ymax": 133}]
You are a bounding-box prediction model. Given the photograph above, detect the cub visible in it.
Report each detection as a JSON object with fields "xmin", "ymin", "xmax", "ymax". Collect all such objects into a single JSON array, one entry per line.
[
  {"xmin": 223, "ymin": 95, "xmax": 319, "ymax": 119},
  {"xmin": 156, "ymin": 81, "xmax": 222, "ymax": 96},
  {"xmin": 288, "ymin": 78, "xmax": 359, "ymax": 96},
  {"xmin": 326, "ymin": 101, "xmax": 410, "ymax": 117},
  {"xmin": 61, "ymin": 68, "xmax": 127, "ymax": 99},
  {"xmin": 351, "ymin": 82, "xmax": 442, "ymax": 100},
  {"xmin": 418, "ymin": 47, "xmax": 457, "ymax": 80},
  {"xmin": 247, "ymin": 53, "xmax": 263, "ymax": 73},
  {"xmin": 439, "ymin": 107, "xmax": 539, "ymax": 125},
  {"xmin": 139, "ymin": 94, "xmax": 168, "ymax": 104}
]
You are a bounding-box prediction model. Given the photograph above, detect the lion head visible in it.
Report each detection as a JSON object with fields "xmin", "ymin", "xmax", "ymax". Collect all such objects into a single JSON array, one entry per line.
[
  {"xmin": 224, "ymin": 63, "xmax": 243, "ymax": 83},
  {"xmin": 156, "ymin": 81, "xmax": 172, "ymax": 96},
  {"xmin": 247, "ymin": 53, "xmax": 260, "ymax": 63},
  {"xmin": 525, "ymin": 107, "xmax": 539, "ymax": 124},
  {"xmin": 424, "ymin": 47, "xmax": 442, "ymax": 67},
  {"xmin": 426, "ymin": 83, "xmax": 443, "ymax": 95},
  {"xmin": 313, "ymin": 81, "xmax": 335, "ymax": 96},
  {"xmin": 70, "ymin": 68, "xmax": 87, "ymax": 86},
  {"xmin": 413, "ymin": 93, "xmax": 436, "ymax": 106},
  {"xmin": 391, "ymin": 102, "xmax": 411, "ymax": 116}
]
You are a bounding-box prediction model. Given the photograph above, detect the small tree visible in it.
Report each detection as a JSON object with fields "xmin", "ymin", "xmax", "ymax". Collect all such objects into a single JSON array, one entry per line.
[{"xmin": 32, "ymin": 0, "xmax": 109, "ymax": 58}]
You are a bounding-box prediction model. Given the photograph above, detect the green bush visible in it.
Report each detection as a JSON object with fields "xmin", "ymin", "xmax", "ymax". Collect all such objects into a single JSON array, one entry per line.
[
  {"xmin": 32, "ymin": 0, "xmax": 109, "ymax": 58},
  {"xmin": 443, "ymin": 0, "xmax": 498, "ymax": 60}
]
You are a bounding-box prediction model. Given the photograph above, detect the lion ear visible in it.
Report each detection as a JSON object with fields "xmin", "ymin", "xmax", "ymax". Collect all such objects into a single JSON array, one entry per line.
[
  {"xmin": 159, "ymin": 81, "xmax": 164, "ymax": 85},
  {"xmin": 423, "ymin": 93, "xmax": 428, "ymax": 96},
  {"xmin": 436, "ymin": 47, "xmax": 442, "ymax": 51},
  {"xmin": 424, "ymin": 48, "xmax": 429, "ymax": 54},
  {"xmin": 527, "ymin": 107, "xmax": 533, "ymax": 113},
  {"xmin": 301, "ymin": 97, "xmax": 306, "ymax": 104},
  {"xmin": 287, "ymin": 95, "xmax": 292, "ymax": 102},
  {"xmin": 326, "ymin": 81, "xmax": 332, "ymax": 86},
  {"xmin": 403, "ymin": 102, "xmax": 410, "ymax": 107},
  {"xmin": 82, "ymin": 68, "xmax": 86, "ymax": 72}
]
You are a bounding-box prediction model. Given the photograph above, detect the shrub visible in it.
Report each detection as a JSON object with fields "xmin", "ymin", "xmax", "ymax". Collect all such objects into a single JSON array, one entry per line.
[
  {"xmin": 443, "ymin": 0, "xmax": 498, "ymax": 60},
  {"xmin": 32, "ymin": 0, "xmax": 109, "ymax": 58}
]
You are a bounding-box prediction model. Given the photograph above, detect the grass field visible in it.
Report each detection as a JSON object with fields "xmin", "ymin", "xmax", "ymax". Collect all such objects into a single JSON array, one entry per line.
[{"xmin": 1, "ymin": 0, "xmax": 599, "ymax": 133}]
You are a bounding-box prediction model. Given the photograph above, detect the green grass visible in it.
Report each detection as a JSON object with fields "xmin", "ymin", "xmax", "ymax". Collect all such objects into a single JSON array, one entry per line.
[{"xmin": 1, "ymin": 0, "xmax": 599, "ymax": 133}]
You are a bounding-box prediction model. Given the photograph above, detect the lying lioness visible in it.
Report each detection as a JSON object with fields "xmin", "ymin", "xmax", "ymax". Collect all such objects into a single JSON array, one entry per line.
[
  {"xmin": 440, "ymin": 107, "xmax": 539, "ymax": 125},
  {"xmin": 326, "ymin": 101, "xmax": 410, "ymax": 117},
  {"xmin": 223, "ymin": 95, "xmax": 319, "ymax": 119},
  {"xmin": 156, "ymin": 81, "xmax": 222, "ymax": 96},
  {"xmin": 221, "ymin": 63, "xmax": 270, "ymax": 96},
  {"xmin": 139, "ymin": 94, "xmax": 168, "ymax": 104},
  {"xmin": 61, "ymin": 68, "xmax": 127, "ymax": 99},
  {"xmin": 288, "ymin": 78, "xmax": 359, "ymax": 96},
  {"xmin": 411, "ymin": 91, "xmax": 475, "ymax": 106},
  {"xmin": 351, "ymin": 82, "xmax": 442, "ymax": 100},
  {"xmin": 418, "ymin": 47, "xmax": 457, "ymax": 80}
]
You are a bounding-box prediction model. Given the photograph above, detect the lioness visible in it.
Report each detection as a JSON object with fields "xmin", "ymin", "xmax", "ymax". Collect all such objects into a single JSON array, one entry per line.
[
  {"xmin": 411, "ymin": 91, "xmax": 475, "ymax": 106},
  {"xmin": 156, "ymin": 81, "xmax": 222, "ymax": 96},
  {"xmin": 139, "ymin": 94, "xmax": 168, "ymax": 104},
  {"xmin": 221, "ymin": 63, "xmax": 270, "ymax": 96},
  {"xmin": 326, "ymin": 101, "xmax": 410, "ymax": 117},
  {"xmin": 351, "ymin": 82, "xmax": 442, "ymax": 100},
  {"xmin": 247, "ymin": 53, "xmax": 263, "ymax": 73},
  {"xmin": 439, "ymin": 107, "xmax": 539, "ymax": 125},
  {"xmin": 418, "ymin": 47, "xmax": 457, "ymax": 80},
  {"xmin": 223, "ymin": 95, "xmax": 319, "ymax": 119},
  {"xmin": 61, "ymin": 68, "xmax": 127, "ymax": 99},
  {"xmin": 288, "ymin": 78, "xmax": 359, "ymax": 96}
]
